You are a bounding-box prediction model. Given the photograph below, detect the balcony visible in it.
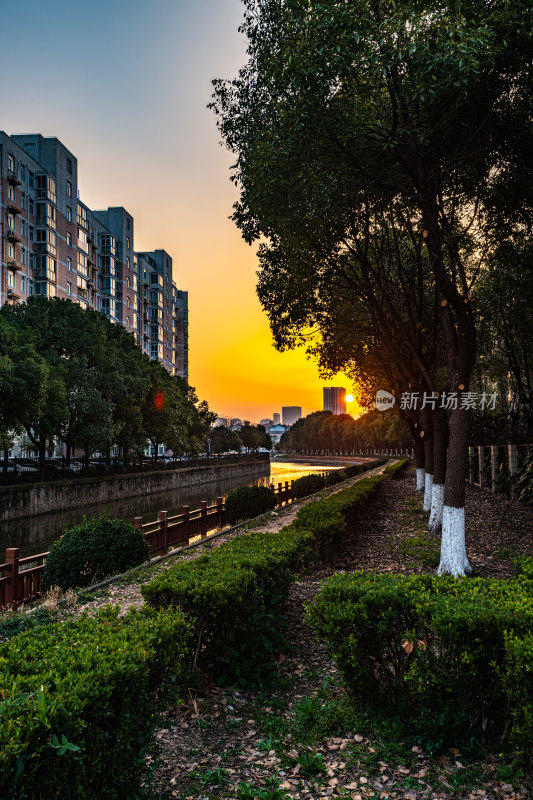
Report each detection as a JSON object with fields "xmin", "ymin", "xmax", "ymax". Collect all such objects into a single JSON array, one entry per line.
[
  {"xmin": 7, "ymin": 169, "xmax": 21, "ymax": 186},
  {"xmin": 7, "ymin": 229, "xmax": 22, "ymax": 244},
  {"xmin": 7, "ymin": 200, "xmax": 22, "ymax": 215},
  {"xmin": 7, "ymin": 288, "xmax": 21, "ymax": 301},
  {"xmin": 6, "ymin": 258, "xmax": 22, "ymax": 272}
]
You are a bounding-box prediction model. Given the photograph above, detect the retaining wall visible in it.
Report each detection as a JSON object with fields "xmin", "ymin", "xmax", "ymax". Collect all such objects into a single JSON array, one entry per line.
[{"xmin": 0, "ymin": 460, "xmax": 270, "ymax": 522}]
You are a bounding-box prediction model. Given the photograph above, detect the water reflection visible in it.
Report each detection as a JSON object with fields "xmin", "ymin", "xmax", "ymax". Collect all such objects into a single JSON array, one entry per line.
[{"xmin": 0, "ymin": 460, "xmax": 342, "ymax": 558}]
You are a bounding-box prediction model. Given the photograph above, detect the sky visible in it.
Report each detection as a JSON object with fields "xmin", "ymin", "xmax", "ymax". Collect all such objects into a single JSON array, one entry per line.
[{"xmin": 0, "ymin": 0, "xmax": 357, "ymax": 422}]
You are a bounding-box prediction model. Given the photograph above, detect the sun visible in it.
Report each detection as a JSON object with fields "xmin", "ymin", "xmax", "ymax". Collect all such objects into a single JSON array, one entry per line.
[{"xmin": 346, "ymin": 394, "xmax": 354, "ymax": 403}]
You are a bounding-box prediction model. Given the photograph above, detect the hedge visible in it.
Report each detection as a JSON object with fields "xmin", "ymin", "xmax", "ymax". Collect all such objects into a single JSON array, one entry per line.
[
  {"xmin": 143, "ymin": 471, "xmax": 390, "ymax": 682},
  {"xmin": 142, "ymin": 528, "xmax": 315, "ymax": 683},
  {"xmin": 224, "ymin": 484, "xmax": 278, "ymax": 524},
  {"xmin": 306, "ymin": 565, "xmax": 533, "ymax": 751},
  {"xmin": 43, "ymin": 514, "xmax": 150, "ymax": 591},
  {"xmin": 292, "ymin": 473, "xmax": 326, "ymax": 498},
  {"xmin": 0, "ymin": 606, "xmax": 190, "ymax": 798}
]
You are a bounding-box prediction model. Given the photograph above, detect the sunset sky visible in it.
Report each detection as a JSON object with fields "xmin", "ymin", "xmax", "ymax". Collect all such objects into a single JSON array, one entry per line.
[{"xmin": 1, "ymin": 0, "xmax": 357, "ymax": 421}]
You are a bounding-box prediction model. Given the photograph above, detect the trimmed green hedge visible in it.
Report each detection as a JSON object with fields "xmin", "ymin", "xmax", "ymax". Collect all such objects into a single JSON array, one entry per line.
[
  {"xmin": 142, "ymin": 528, "xmax": 314, "ymax": 683},
  {"xmin": 43, "ymin": 514, "xmax": 150, "ymax": 591},
  {"xmin": 292, "ymin": 473, "xmax": 326, "ymax": 498},
  {"xmin": 224, "ymin": 485, "xmax": 278, "ymax": 524},
  {"xmin": 306, "ymin": 566, "xmax": 533, "ymax": 751},
  {"xmin": 0, "ymin": 605, "xmax": 190, "ymax": 798},
  {"xmin": 143, "ymin": 471, "xmax": 388, "ymax": 682}
]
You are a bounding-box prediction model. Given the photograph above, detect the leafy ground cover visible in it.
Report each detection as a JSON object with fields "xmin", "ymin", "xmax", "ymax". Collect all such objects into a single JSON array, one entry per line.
[{"xmin": 142, "ymin": 466, "xmax": 533, "ymax": 800}]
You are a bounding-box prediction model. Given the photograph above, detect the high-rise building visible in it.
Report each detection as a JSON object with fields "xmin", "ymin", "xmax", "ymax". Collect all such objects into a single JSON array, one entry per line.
[
  {"xmin": 0, "ymin": 132, "xmax": 188, "ymax": 380},
  {"xmin": 272, "ymin": 412, "xmax": 281, "ymax": 425},
  {"xmin": 323, "ymin": 387, "xmax": 346, "ymax": 415},
  {"xmin": 282, "ymin": 406, "xmax": 302, "ymax": 427}
]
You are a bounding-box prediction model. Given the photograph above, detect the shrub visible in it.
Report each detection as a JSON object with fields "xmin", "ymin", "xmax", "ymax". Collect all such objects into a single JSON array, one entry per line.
[
  {"xmin": 306, "ymin": 570, "xmax": 533, "ymax": 749},
  {"xmin": 142, "ymin": 527, "xmax": 313, "ymax": 683},
  {"xmin": 43, "ymin": 514, "xmax": 150, "ymax": 590},
  {"xmin": 383, "ymin": 457, "xmax": 408, "ymax": 477},
  {"xmin": 324, "ymin": 470, "xmax": 345, "ymax": 487},
  {"xmin": 0, "ymin": 607, "xmax": 60, "ymax": 642},
  {"xmin": 0, "ymin": 605, "xmax": 190, "ymax": 798},
  {"xmin": 224, "ymin": 485, "xmax": 277, "ymax": 524},
  {"xmin": 502, "ymin": 632, "xmax": 533, "ymax": 761},
  {"xmin": 291, "ymin": 473, "xmax": 326, "ymax": 498}
]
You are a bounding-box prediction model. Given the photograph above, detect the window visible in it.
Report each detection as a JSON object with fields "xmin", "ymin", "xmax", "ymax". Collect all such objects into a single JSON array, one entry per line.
[
  {"xmin": 77, "ymin": 227, "xmax": 88, "ymax": 253},
  {"xmin": 36, "ymin": 175, "xmax": 56, "ymax": 203},
  {"xmin": 28, "ymin": 279, "xmax": 34, "ymax": 295},
  {"xmin": 36, "ymin": 228, "xmax": 57, "ymax": 256},
  {"xmin": 67, "ymin": 206, "xmax": 72, "ymax": 222},
  {"xmin": 67, "ymin": 281, "xmax": 72, "ymax": 296},
  {"xmin": 21, "ymin": 192, "xmax": 26, "ymax": 210},
  {"xmin": 66, "ymin": 157, "xmax": 72, "ymax": 174},
  {"xmin": 127, "ymin": 296, "xmax": 131, "ymax": 308},
  {"xmin": 29, "ymin": 252, "xmax": 34, "ymax": 270},
  {"xmin": 66, "ymin": 180, "xmax": 72, "ymax": 197},
  {"xmin": 36, "ymin": 202, "xmax": 56, "ymax": 230},
  {"xmin": 126, "ymin": 316, "xmax": 131, "ymax": 327},
  {"xmin": 67, "ymin": 256, "xmax": 72, "ymax": 271},
  {"xmin": 21, "ymin": 220, "xmax": 26, "ymax": 238},
  {"xmin": 8, "ymin": 184, "xmax": 16, "ymax": 202},
  {"xmin": 21, "ymin": 275, "xmax": 26, "ymax": 293},
  {"xmin": 127, "ymin": 256, "xmax": 130, "ymax": 268},
  {"xmin": 126, "ymin": 277, "xmax": 131, "ymax": 288},
  {"xmin": 66, "ymin": 231, "xmax": 72, "ymax": 247},
  {"xmin": 8, "ymin": 271, "xmax": 16, "ymax": 288},
  {"xmin": 77, "ymin": 252, "xmax": 88, "ymax": 276},
  {"xmin": 29, "ymin": 172, "xmax": 34, "ymax": 188},
  {"xmin": 21, "ymin": 249, "xmax": 26, "ymax": 266},
  {"xmin": 29, "ymin": 198, "xmax": 35, "ymax": 215},
  {"xmin": 7, "ymin": 153, "xmax": 15, "ymax": 173},
  {"xmin": 126, "ymin": 236, "xmax": 131, "ymax": 249},
  {"xmin": 21, "ymin": 164, "xmax": 26, "ymax": 181},
  {"xmin": 8, "ymin": 214, "xmax": 16, "ymax": 232}
]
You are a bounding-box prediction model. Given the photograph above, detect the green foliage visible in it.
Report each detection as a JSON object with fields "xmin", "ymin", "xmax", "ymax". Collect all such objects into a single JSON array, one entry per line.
[
  {"xmin": 383, "ymin": 457, "xmax": 409, "ymax": 477},
  {"xmin": 502, "ymin": 632, "xmax": 533, "ymax": 762},
  {"xmin": 142, "ymin": 527, "xmax": 314, "ymax": 683},
  {"xmin": 0, "ymin": 607, "xmax": 60, "ymax": 642},
  {"xmin": 0, "ymin": 605, "xmax": 190, "ymax": 798},
  {"xmin": 297, "ymin": 750, "xmax": 327, "ymax": 776},
  {"xmin": 291, "ymin": 473, "xmax": 326, "ymax": 498},
  {"xmin": 224, "ymin": 484, "xmax": 277, "ymax": 524},
  {"xmin": 43, "ymin": 514, "xmax": 150, "ymax": 591},
  {"xmin": 307, "ymin": 566, "xmax": 533, "ymax": 750}
]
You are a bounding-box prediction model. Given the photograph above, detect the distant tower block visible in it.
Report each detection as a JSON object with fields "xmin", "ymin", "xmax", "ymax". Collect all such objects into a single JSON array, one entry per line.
[
  {"xmin": 282, "ymin": 406, "xmax": 302, "ymax": 427},
  {"xmin": 323, "ymin": 387, "xmax": 346, "ymax": 415},
  {"xmin": 273, "ymin": 412, "xmax": 281, "ymax": 425}
]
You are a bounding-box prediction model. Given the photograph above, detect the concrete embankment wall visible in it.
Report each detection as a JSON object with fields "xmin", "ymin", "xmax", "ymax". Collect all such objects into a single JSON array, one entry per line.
[{"xmin": 0, "ymin": 460, "xmax": 269, "ymax": 522}]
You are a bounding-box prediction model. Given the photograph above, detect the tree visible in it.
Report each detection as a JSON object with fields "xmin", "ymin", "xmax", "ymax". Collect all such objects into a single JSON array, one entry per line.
[
  {"xmin": 209, "ymin": 426, "xmax": 243, "ymax": 454},
  {"xmin": 212, "ymin": 0, "xmax": 533, "ymax": 575}
]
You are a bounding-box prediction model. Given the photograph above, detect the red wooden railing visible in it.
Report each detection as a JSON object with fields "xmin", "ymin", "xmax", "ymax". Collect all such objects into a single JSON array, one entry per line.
[{"xmin": 0, "ymin": 478, "xmax": 305, "ymax": 609}]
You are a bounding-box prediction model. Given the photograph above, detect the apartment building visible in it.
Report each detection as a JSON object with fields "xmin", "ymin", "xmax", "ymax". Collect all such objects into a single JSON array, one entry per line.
[{"xmin": 0, "ymin": 132, "xmax": 188, "ymax": 380}]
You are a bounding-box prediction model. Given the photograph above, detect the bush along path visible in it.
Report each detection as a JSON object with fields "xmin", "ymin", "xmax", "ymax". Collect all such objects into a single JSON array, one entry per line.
[{"xmin": 144, "ymin": 464, "xmax": 533, "ymax": 800}]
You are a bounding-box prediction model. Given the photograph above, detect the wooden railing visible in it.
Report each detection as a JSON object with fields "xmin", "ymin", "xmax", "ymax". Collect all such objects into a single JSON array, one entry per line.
[{"xmin": 0, "ymin": 478, "xmax": 304, "ymax": 609}]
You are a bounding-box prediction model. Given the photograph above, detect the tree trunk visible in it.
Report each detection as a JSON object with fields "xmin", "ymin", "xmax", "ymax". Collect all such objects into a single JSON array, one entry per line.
[
  {"xmin": 429, "ymin": 407, "xmax": 447, "ymax": 534},
  {"xmin": 438, "ymin": 406, "xmax": 472, "ymax": 576},
  {"xmin": 421, "ymin": 409, "xmax": 434, "ymax": 512},
  {"xmin": 2, "ymin": 449, "xmax": 8, "ymax": 472}
]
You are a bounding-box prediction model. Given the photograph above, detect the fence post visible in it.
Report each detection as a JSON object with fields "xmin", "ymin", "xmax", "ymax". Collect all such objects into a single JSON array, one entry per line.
[
  {"xmin": 508, "ymin": 444, "xmax": 518, "ymax": 499},
  {"xmin": 159, "ymin": 511, "xmax": 168, "ymax": 552},
  {"xmin": 216, "ymin": 497, "xmax": 224, "ymax": 528},
  {"xmin": 201, "ymin": 501, "xmax": 208, "ymax": 537},
  {"xmin": 478, "ymin": 447, "xmax": 485, "ymax": 489},
  {"xmin": 5, "ymin": 548, "xmax": 20, "ymax": 608},
  {"xmin": 133, "ymin": 516, "xmax": 143, "ymax": 529},
  {"xmin": 285, "ymin": 481, "xmax": 289, "ymax": 503},
  {"xmin": 491, "ymin": 445, "xmax": 498, "ymax": 494},
  {"xmin": 182, "ymin": 506, "xmax": 190, "ymax": 541}
]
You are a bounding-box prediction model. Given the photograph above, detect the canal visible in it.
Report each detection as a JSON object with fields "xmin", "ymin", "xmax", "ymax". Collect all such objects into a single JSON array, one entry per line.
[{"xmin": 0, "ymin": 459, "xmax": 343, "ymax": 558}]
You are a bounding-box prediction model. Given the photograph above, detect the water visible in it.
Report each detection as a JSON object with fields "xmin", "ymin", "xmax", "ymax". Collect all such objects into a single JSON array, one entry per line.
[{"xmin": 0, "ymin": 460, "xmax": 342, "ymax": 558}]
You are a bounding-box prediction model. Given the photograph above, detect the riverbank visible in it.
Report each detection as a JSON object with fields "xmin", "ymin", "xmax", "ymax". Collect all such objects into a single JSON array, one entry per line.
[{"xmin": 0, "ymin": 458, "xmax": 269, "ymax": 524}]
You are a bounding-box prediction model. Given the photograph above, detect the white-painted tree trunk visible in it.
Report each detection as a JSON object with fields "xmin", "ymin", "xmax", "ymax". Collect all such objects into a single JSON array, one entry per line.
[
  {"xmin": 437, "ymin": 506, "xmax": 471, "ymax": 577},
  {"xmin": 423, "ymin": 473, "xmax": 433, "ymax": 511},
  {"xmin": 428, "ymin": 483, "xmax": 444, "ymax": 533},
  {"xmin": 416, "ymin": 468, "xmax": 425, "ymax": 493}
]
